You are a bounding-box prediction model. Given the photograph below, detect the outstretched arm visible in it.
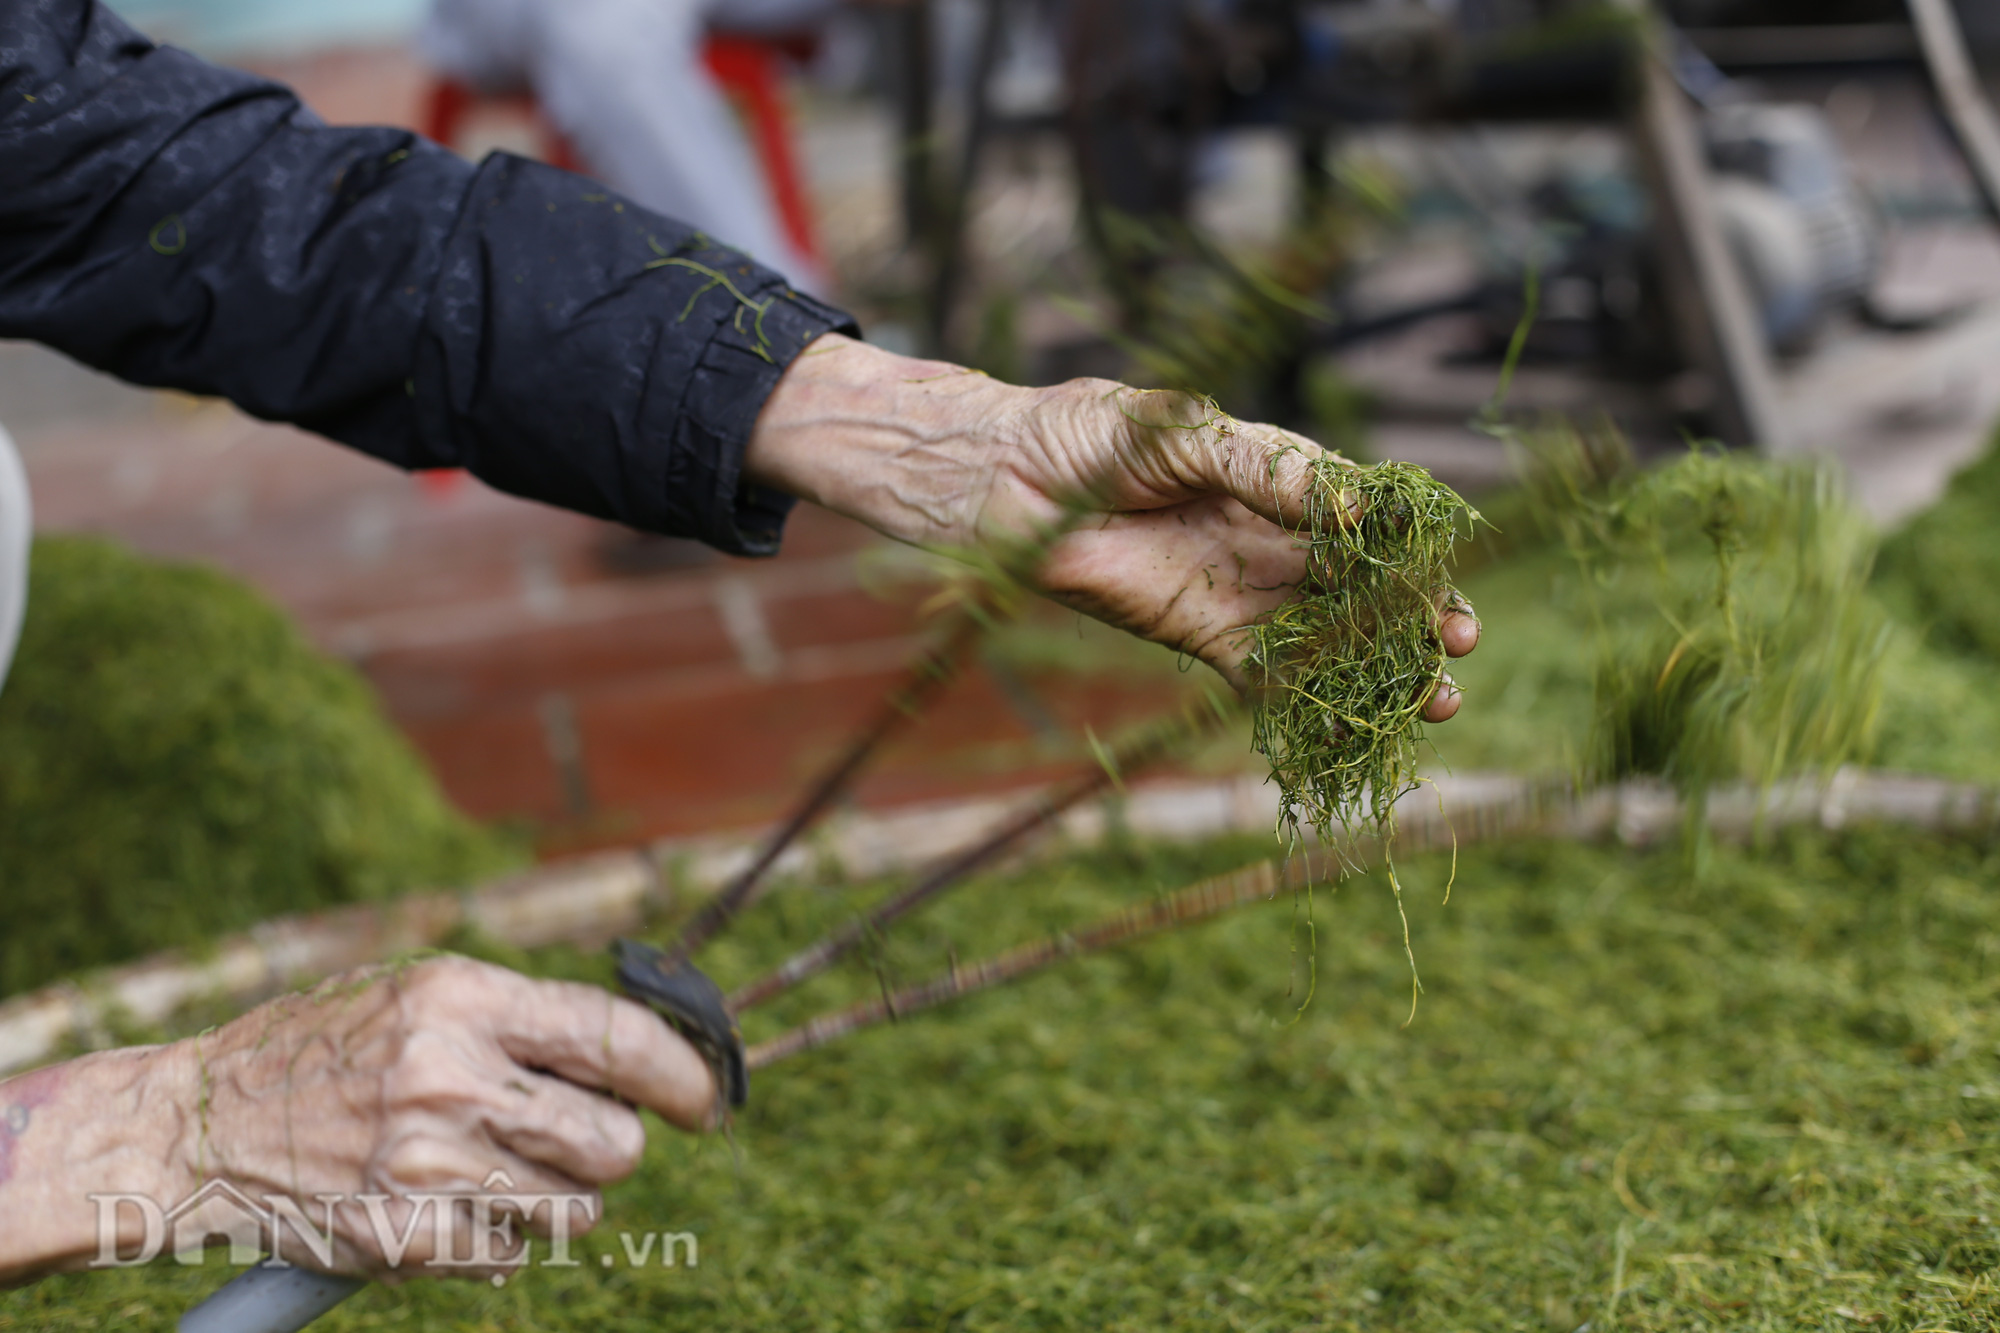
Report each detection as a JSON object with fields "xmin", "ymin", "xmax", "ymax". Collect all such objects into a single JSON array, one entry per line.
[
  {"xmin": 0, "ymin": 0, "xmax": 850, "ymax": 554},
  {"xmin": 746, "ymin": 334, "xmax": 1481, "ymax": 705},
  {"xmin": 2, "ymin": 0, "xmax": 1475, "ymax": 696}
]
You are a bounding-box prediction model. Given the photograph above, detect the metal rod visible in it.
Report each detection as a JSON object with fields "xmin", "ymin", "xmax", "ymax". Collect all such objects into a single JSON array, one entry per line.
[
  {"xmin": 926, "ymin": 0, "xmax": 1009, "ymax": 354},
  {"xmin": 1683, "ymin": 23, "xmax": 1920, "ymax": 69},
  {"xmin": 1907, "ymin": 0, "xmax": 2000, "ymax": 224},
  {"xmin": 1625, "ymin": 7, "xmax": 1786, "ymax": 450}
]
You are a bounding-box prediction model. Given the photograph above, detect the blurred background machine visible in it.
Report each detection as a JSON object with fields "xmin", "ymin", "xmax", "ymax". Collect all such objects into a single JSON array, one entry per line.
[{"xmin": 898, "ymin": 0, "xmax": 2000, "ymax": 461}]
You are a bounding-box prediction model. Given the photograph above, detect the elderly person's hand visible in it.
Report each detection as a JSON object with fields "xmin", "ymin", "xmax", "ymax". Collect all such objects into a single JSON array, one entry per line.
[
  {"xmin": 745, "ymin": 334, "xmax": 1479, "ymax": 717},
  {"xmin": 0, "ymin": 956, "xmax": 713, "ymax": 1285}
]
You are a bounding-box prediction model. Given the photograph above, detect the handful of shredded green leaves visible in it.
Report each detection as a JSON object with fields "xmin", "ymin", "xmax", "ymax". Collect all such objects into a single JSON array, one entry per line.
[{"xmin": 1244, "ymin": 457, "xmax": 1481, "ymax": 852}]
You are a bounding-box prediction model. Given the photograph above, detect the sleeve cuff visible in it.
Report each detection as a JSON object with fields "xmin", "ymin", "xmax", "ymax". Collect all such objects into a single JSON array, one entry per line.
[
  {"xmin": 663, "ymin": 259, "xmax": 856, "ymax": 556},
  {"xmin": 415, "ymin": 154, "xmax": 859, "ymax": 557}
]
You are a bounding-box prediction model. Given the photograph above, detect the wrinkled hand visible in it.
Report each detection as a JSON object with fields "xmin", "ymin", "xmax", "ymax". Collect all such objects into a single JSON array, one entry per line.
[
  {"xmin": 164, "ymin": 956, "xmax": 713, "ymax": 1280},
  {"xmin": 746, "ymin": 333, "xmax": 1479, "ymax": 713}
]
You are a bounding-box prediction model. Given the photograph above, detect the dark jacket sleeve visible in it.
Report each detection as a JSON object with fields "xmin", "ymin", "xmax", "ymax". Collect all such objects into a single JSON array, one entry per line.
[{"xmin": 0, "ymin": 0, "xmax": 857, "ymax": 554}]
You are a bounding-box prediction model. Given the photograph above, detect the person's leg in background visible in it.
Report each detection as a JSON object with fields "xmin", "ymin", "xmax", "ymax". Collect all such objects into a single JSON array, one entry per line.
[
  {"xmin": 424, "ymin": 0, "xmax": 831, "ymax": 293},
  {"xmin": 418, "ymin": 0, "xmax": 833, "ymax": 290},
  {"xmin": 535, "ymin": 0, "xmax": 831, "ymax": 291}
]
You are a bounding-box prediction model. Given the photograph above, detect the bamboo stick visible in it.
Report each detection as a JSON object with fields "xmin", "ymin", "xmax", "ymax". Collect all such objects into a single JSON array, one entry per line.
[
  {"xmin": 746, "ymin": 855, "xmax": 1308, "ymax": 1069},
  {"xmin": 666, "ymin": 610, "xmax": 986, "ymax": 960},
  {"xmin": 725, "ymin": 696, "xmax": 1233, "ymax": 1012},
  {"xmin": 666, "ymin": 506, "xmax": 1101, "ymax": 961}
]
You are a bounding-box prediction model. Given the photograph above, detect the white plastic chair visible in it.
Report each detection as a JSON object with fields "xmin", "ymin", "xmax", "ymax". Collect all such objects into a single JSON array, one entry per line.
[{"xmin": 0, "ymin": 424, "xmax": 29, "ymax": 697}]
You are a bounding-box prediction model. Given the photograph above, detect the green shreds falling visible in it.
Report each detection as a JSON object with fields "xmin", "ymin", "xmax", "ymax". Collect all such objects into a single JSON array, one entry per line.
[
  {"xmin": 0, "ymin": 536, "xmax": 521, "ymax": 998},
  {"xmin": 15, "ymin": 824, "xmax": 2000, "ymax": 1331},
  {"xmin": 1509, "ymin": 421, "xmax": 1889, "ymax": 828},
  {"xmin": 1876, "ymin": 423, "xmax": 2000, "ymax": 658},
  {"xmin": 1245, "ymin": 457, "xmax": 1480, "ymax": 851}
]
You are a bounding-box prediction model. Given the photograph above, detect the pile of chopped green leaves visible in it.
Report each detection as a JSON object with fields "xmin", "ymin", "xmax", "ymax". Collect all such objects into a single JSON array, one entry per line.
[
  {"xmin": 1382, "ymin": 484, "xmax": 2000, "ymax": 793},
  {"xmin": 17, "ymin": 822, "xmax": 2000, "ymax": 1332},
  {"xmin": 1245, "ymin": 457, "xmax": 1479, "ymax": 849},
  {"xmin": 1876, "ymin": 424, "xmax": 2000, "ymax": 658},
  {"xmin": 0, "ymin": 536, "xmax": 519, "ymax": 997},
  {"xmin": 1504, "ymin": 421, "xmax": 1888, "ymax": 824}
]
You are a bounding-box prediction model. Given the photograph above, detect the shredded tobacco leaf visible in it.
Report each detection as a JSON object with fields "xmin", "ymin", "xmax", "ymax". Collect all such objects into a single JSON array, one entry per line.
[
  {"xmin": 1244, "ymin": 457, "xmax": 1481, "ymax": 854},
  {"xmin": 1501, "ymin": 419, "xmax": 1889, "ymax": 847}
]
